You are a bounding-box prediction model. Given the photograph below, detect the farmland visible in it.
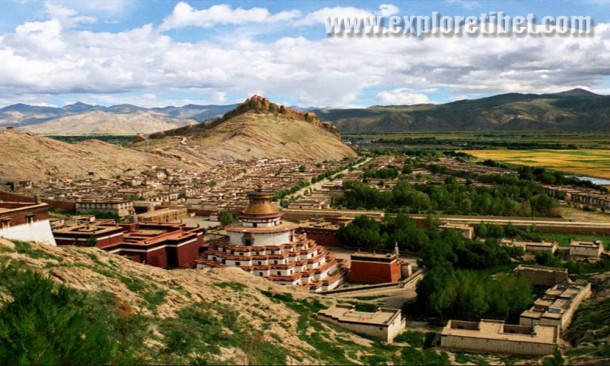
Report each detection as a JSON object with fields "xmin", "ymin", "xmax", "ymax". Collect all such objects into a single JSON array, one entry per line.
[{"xmin": 465, "ymin": 149, "xmax": 610, "ymax": 180}]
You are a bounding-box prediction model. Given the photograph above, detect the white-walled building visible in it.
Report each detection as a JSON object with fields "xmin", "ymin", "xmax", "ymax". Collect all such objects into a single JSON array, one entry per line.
[{"xmin": 0, "ymin": 200, "xmax": 56, "ymax": 246}]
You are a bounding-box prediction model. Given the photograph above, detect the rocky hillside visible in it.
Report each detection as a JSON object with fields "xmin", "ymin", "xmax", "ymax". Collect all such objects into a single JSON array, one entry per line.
[
  {"xmin": 316, "ymin": 89, "xmax": 610, "ymax": 133},
  {"xmin": 138, "ymin": 96, "xmax": 356, "ymax": 164},
  {"xmin": 0, "ymin": 129, "xmax": 195, "ymax": 181}
]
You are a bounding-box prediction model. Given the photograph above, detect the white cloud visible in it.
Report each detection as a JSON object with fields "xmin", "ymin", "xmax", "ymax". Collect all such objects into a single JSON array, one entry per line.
[
  {"xmin": 0, "ymin": 4, "xmax": 610, "ymax": 107},
  {"xmin": 378, "ymin": 4, "xmax": 400, "ymax": 17},
  {"xmin": 446, "ymin": 0, "xmax": 480, "ymax": 9},
  {"xmin": 159, "ymin": 2, "xmax": 300, "ymax": 31},
  {"xmin": 376, "ymin": 89, "xmax": 431, "ymax": 105},
  {"xmin": 49, "ymin": 0, "xmax": 135, "ymax": 16},
  {"xmin": 294, "ymin": 4, "xmax": 399, "ymax": 27},
  {"xmin": 45, "ymin": 2, "xmax": 97, "ymax": 28}
]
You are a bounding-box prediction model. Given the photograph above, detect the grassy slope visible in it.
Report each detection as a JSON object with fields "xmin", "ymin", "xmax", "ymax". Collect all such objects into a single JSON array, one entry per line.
[
  {"xmin": 0, "ymin": 238, "xmax": 452, "ymax": 365},
  {"xmin": 5, "ymin": 238, "xmax": 609, "ymax": 365},
  {"xmin": 319, "ymin": 94, "xmax": 610, "ymax": 133}
]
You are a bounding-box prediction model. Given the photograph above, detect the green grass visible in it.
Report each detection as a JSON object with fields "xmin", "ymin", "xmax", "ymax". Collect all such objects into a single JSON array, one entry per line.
[
  {"xmin": 11, "ymin": 240, "xmax": 63, "ymax": 261},
  {"xmin": 353, "ymin": 302, "xmax": 379, "ymax": 312},
  {"xmin": 534, "ymin": 233, "xmax": 610, "ymax": 247},
  {"xmin": 214, "ymin": 281, "xmax": 247, "ymax": 291},
  {"xmin": 455, "ymin": 352, "xmax": 491, "ymax": 365},
  {"xmin": 393, "ymin": 331, "xmax": 425, "ymax": 347},
  {"xmin": 353, "ymin": 295, "xmax": 389, "ymax": 301}
]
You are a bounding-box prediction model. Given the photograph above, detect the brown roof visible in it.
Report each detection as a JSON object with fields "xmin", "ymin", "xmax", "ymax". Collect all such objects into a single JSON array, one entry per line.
[{"xmin": 242, "ymin": 202, "xmax": 279, "ymax": 216}]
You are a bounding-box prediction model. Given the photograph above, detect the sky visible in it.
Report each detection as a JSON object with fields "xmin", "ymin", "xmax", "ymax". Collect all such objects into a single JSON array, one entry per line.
[{"xmin": 0, "ymin": 0, "xmax": 610, "ymax": 108}]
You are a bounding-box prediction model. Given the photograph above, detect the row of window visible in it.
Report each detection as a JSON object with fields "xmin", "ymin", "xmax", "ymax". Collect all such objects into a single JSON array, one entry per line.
[{"xmin": 0, "ymin": 215, "xmax": 36, "ymax": 229}]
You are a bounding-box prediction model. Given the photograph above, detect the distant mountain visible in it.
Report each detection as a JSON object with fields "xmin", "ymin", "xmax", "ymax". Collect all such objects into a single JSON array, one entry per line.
[
  {"xmin": 553, "ymin": 88, "xmax": 601, "ymax": 97},
  {"xmin": 314, "ymin": 89, "xmax": 610, "ymax": 133},
  {"xmin": 0, "ymin": 102, "xmax": 236, "ymax": 135},
  {"xmin": 4, "ymin": 88, "xmax": 610, "ymax": 135},
  {"xmin": 22, "ymin": 111, "xmax": 196, "ymax": 135},
  {"xmin": 138, "ymin": 95, "xmax": 356, "ymax": 164}
]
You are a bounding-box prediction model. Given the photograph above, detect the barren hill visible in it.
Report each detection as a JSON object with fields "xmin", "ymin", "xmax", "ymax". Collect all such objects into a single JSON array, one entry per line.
[
  {"xmin": 21, "ymin": 110, "xmax": 196, "ymax": 135},
  {"xmin": 0, "ymin": 129, "xmax": 193, "ymax": 181},
  {"xmin": 138, "ymin": 96, "xmax": 356, "ymax": 164}
]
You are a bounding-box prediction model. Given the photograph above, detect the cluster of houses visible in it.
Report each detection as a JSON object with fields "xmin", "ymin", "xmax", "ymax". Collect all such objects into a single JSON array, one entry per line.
[
  {"xmin": 441, "ymin": 265, "xmax": 591, "ymax": 356},
  {"xmin": 4, "ymin": 158, "xmax": 348, "ymax": 218}
]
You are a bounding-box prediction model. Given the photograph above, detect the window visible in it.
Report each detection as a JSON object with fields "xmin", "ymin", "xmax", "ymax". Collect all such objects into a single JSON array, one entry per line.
[
  {"xmin": 0, "ymin": 219, "xmax": 10, "ymax": 229},
  {"xmin": 26, "ymin": 215, "xmax": 35, "ymax": 224},
  {"xmin": 235, "ymin": 262, "xmax": 240, "ymax": 266},
  {"xmin": 242, "ymin": 233, "xmax": 254, "ymax": 246},
  {"xmin": 253, "ymin": 223, "xmax": 257, "ymax": 228},
  {"xmin": 259, "ymin": 272, "xmax": 264, "ymax": 276},
  {"xmin": 277, "ymin": 271, "xmax": 281, "ymax": 276},
  {"xmin": 258, "ymin": 261, "xmax": 262, "ymax": 265}
]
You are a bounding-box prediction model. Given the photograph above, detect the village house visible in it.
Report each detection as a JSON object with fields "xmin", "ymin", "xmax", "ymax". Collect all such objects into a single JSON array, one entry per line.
[
  {"xmin": 76, "ymin": 199, "xmax": 135, "ymax": 218},
  {"xmin": 519, "ymin": 283, "xmax": 591, "ymax": 330},
  {"xmin": 0, "ymin": 198, "xmax": 56, "ymax": 246},
  {"xmin": 513, "ymin": 264, "xmax": 569, "ymax": 287},
  {"xmin": 569, "ymin": 240, "xmax": 604, "ymax": 258},
  {"xmin": 440, "ymin": 319, "xmax": 558, "ymax": 356},
  {"xmin": 315, "ymin": 304, "xmax": 406, "ymax": 343},
  {"xmin": 501, "ymin": 239, "xmax": 559, "ymax": 254}
]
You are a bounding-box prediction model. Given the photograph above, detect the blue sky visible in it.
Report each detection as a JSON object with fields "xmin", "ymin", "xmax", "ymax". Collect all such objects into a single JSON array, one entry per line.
[{"xmin": 0, "ymin": 0, "xmax": 609, "ymax": 108}]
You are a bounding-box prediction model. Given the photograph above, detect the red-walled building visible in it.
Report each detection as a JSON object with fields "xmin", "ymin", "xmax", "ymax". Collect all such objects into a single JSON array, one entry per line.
[
  {"xmin": 349, "ymin": 252, "xmax": 402, "ymax": 284},
  {"xmin": 0, "ymin": 200, "xmax": 56, "ymax": 246},
  {"xmin": 53, "ymin": 224, "xmax": 124, "ymax": 248},
  {"xmin": 107, "ymin": 223, "xmax": 203, "ymax": 268},
  {"xmin": 53, "ymin": 222, "xmax": 203, "ymax": 268}
]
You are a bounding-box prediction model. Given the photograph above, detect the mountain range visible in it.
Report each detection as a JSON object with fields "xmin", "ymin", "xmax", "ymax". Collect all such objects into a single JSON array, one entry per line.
[
  {"xmin": 0, "ymin": 102, "xmax": 236, "ymax": 135},
  {"xmin": 316, "ymin": 89, "xmax": 610, "ymax": 133},
  {"xmin": 2, "ymin": 89, "xmax": 609, "ymax": 135}
]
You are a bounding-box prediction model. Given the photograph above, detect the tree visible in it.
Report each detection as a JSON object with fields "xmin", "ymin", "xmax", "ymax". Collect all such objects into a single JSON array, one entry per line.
[
  {"xmin": 336, "ymin": 215, "xmax": 384, "ymax": 250},
  {"xmin": 298, "ymin": 165, "xmax": 307, "ymax": 173},
  {"xmin": 0, "ymin": 267, "xmax": 124, "ymax": 365},
  {"xmin": 218, "ymin": 211, "xmax": 236, "ymax": 227},
  {"xmin": 535, "ymin": 250, "xmax": 562, "ymax": 267}
]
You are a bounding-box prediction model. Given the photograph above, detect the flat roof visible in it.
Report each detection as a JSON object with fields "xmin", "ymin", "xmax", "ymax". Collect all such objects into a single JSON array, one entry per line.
[
  {"xmin": 441, "ymin": 320, "xmax": 558, "ymax": 345},
  {"xmin": 53, "ymin": 224, "xmax": 122, "ymax": 235},
  {"xmin": 515, "ymin": 264, "xmax": 568, "ymax": 273},
  {"xmin": 352, "ymin": 251, "xmax": 397, "ymax": 259},
  {"xmin": 318, "ymin": 305, "xmax": 400, "ymax": 326}
]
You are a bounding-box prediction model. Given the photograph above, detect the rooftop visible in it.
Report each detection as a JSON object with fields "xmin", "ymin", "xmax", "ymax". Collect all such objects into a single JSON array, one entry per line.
[
  {"xmin": 53, "ymin": 224, "xmax": 122, "ymax": 235},
  {"xmin": 318, "ymin": 304, "xmax": 401, "ymax": 326},
  {"xmin": 441, "ymin": 320, "xmax": 558, "ymax": 345}
]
